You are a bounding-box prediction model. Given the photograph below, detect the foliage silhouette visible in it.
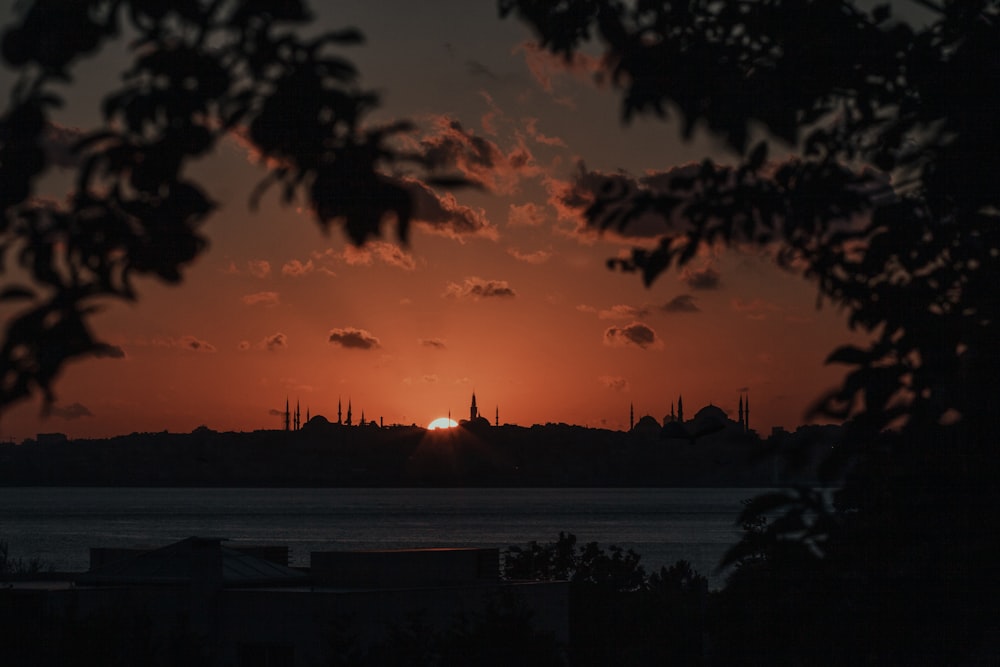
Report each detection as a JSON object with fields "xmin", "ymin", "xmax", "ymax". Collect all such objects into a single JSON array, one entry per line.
[
  {"xmin": 0, "ymin": 1, "xmax": 466, "ymax": 411},
  {"xmin": 328, "ymin": 595, "xmax": 566, "ymax": 667},
  {"xmin": 504, "ymin": 533, "xmax": 707, "ymax": 666},
  {"xmin": 502, "ymin": 0, "xmax": 1000, "ymax": 663}
]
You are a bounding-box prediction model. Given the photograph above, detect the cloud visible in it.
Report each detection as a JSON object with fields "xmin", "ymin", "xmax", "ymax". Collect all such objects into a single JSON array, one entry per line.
[
  {"xmin": 523, "ymin": 117, "xmax": 567, "ymax": 147},
  {"xmin": 444, "ymin": 277, "xmax": 517, "ymax": 300},
  {"xmin": 247, "ymin": 259, "xmax": 271, "ymax": 278},
  {"xmin": 178, "ymin": 336, "xmax": 217, "ymax": 352},
  {"xmin": 422, "ymin": 374, "xmax": 439, "ymax": 383},
  {"xmin": 507, "ymin": 202, "xmax": 547, "ymax": 227},
  {"xmin": 328, "ymin": 327, "xmax": 381, "ymax": 350},
  {"xmin": 576, "ymin": 304, "xmax": 597, "ymax": 314},
  {"xmin": 466, "ymin": 60, "xmax": 499, "ymax": 80},
  {"xmin": 92, "ymin": 343, "xmax": 127, "ymax": 359},
  {"xmin": 339, "ymin": 241, "xmax": 417, "ymax": 271},
  {"xmin": 268, "ymin": 408, "xmax": 285, "ymax": 416},
  {"xmin": 513, "ymin": 41, "xmax": 607, "ymax": 97},
  {"xmin": 598, "ymin": 375, "xmax": 630, "ymax": 392},
  {"xmin": 507, "ymin": 247, "xmax": 552, "ymax": 264},
  {"xmin": 598, "ymin": 304, "xmax": 649, "ymax": 320},
  {"xmin": 404, "ymin": 178, "xmax": 499, "ymax": 241},
  {"xmin": 242, "ymin": 291, "xmax": 280, "ymax": 307},
  {"xmin": 282, "ymin": 259, "xmax": 313, "ymax": 277},
  {"xmin": 417, "ymin": 115, "xmax": 541, "ymax": 194},
  {"xmin": 152, "ymin": 336, "xmax": 217, "ymax": 352},
  {"xmin": 679, "ymin": 265, "xmax": 721, "ymax": 290},
  {"xmin": 545, "ymin": 162, "xmax": 705, "ymax": 243},
  {"xmin": 261, "ymin": 332, "xmax": 287, "ymax": 351},
  {"xmin": 662, "ymin": 294, "xmax": 700, "ymax": 313},
  {"xmin": 49, "ymin": 401, "xmax": 94, "ymax": 420},
  {"xmin": 420, "ymin": 338, "xmax": 447, "ymax": 349},
  {"xmin": 238, "ymin": 341, "xmax": 252, "ymax": 351},
  {"xmin": 603, "ymin": 322, "xmax": 662, "ymax": 350}
]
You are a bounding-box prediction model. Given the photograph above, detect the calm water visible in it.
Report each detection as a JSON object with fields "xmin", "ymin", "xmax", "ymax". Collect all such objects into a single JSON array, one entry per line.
[{"xmin": 0, "ymin": 487, "xmax": 766, "ymax": 586}]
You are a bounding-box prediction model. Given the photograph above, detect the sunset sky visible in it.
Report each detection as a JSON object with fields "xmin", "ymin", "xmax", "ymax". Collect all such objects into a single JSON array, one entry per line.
[{"xmin": 0, "ymin": 1, "xmax": 881, "ymax": 441}]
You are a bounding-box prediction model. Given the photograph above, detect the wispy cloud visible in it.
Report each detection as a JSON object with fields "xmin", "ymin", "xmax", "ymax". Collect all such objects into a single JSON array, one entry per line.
[
  {"xmin": 444, "ymin": 277, "xmax": 517, "ymax": 300},
  {"xmin": 282, "ymin": 259, "xmax": 313, "ymax": 277},
  {"xmin": 50, "ymin": 401, "xmax": 94, "ymax": 420},
  {"xmin": 598, "ymin": 375, "xmax": 630, "ymax": 392},
  {"xmin": 507, "ymin": 247, "xmax": 552, "ymax": 264},
  {"xmin": 152, "ymin": 336, "xmax": 217, "ymax": 353},
  {"xmin": 242, "ymin": 291, "xmax": 280, "ymax": 307},
  {"xmin": 662, "ymin": 294, "xmax": 700, "ymax": 313},
  {"xmin": 507, "ymin": 202, "xmax": 547, "ymax": 227},
  {"xmin": 420, "ymin": 338, "xmax": 447, "ymax": 349},
  {"xmin": 598, "ymin": 304, "xmax": 650, "ymax": 320}
]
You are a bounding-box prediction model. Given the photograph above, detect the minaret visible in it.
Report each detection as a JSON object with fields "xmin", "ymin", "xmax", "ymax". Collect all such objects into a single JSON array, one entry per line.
[
  {"xmin": 347, "ymin": 399, "xmax": 352, "ymax": 426},
  {"xmin": 745, "ymin": 393, "xmax": 750, "ymax": 433},
  {"xmin": 678, "ymin": 395, "xmax": 684, "ymax": 423},
  {"xmin": 360, "ymin": 409, "xmax": 365, "ymax": 426},
  {"xmin": 470, "ymin": 392, "xmax": 478, "ymax": 421},
  {"xmin": 306, "ymin": 407, "xmax": 310, "ymax": 424},
  {"xmin": 283, "ymin": 397, "xmax": 290, "ymax": 431},
  {"xmin": 670, "ymin": 402, "xmax": 675, "ymax": 422},
  {"xmin": 294, "ymin": 400, "xmax": 300, "ymax": 431},
  {"xmin": 495, "ymin": 405, "xmax": 499, "ymax": 427},
  {"xmin": 630, "ymin": 402, "xmax": 634, "ymax": 431},
  {"xmin": 338, "ymin": 397, "xmax": 342, "ymax": 425},
  {"xmin": 738, "ymin": 394, "xmax": 744, "ymax": 430}
]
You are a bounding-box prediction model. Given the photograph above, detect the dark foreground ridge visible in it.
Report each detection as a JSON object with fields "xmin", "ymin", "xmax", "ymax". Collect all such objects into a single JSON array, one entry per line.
[{"xmin": 0, "ymin": 418, "xmax": 840, "ymax": 487}]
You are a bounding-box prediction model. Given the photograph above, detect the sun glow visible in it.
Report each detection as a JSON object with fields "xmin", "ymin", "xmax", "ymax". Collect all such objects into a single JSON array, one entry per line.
[{"xmin": 427, "ymin": 417, "xmax": 458, "ymax": 430}]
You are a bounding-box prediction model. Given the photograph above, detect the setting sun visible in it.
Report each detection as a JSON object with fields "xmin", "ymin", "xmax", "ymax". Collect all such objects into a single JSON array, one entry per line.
[{"xmin": 427, "ymin": 417, "xmax": 458, "ymax": 430}]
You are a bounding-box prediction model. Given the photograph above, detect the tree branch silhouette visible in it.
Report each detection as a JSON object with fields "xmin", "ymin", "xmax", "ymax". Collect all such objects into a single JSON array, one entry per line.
[
  {"xmin": 0, "ymin": 0, "xmax": 467, "ymax": 412},
  {"xmin": 503, "ymin": 0, "xmax": 1000, "ymax": 662}
]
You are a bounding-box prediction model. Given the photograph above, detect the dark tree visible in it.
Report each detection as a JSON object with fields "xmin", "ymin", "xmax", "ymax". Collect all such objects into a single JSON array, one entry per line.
[
  {"xmin": 0, "ymin": 0, "xmax": 464, "ymax": 411},
  {"xmin": 504, "ymin": 533, "xmax": 708, "ymax": 666},
  {"xmin": 501, "ymin": 1, "xmax": 1000, "ymax": 663}
]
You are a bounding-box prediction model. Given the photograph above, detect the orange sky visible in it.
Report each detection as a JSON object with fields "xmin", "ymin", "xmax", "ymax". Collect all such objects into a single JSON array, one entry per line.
[{"xmin": 0, "ymin": 1, "xmax": 874, "ymax": 441}]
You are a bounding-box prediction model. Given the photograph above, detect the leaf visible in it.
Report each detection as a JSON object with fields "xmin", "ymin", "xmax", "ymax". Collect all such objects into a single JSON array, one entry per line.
[
  {"xmin": 0, "ymin": 286, "xmax": 35, "ymax": 301},
  {"xmin": 747, "ymin": 141, "xmax": 768, "ymax": 171},
  {"xmin": 825, "ymin": 345, "xmax": 872, "ymax": 365}
]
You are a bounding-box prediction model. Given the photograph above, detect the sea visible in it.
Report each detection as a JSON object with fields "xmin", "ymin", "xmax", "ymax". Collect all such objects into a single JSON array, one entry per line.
[{"xmin": 0, "ymin": 487, "xmax": 769, "ymax": 587}]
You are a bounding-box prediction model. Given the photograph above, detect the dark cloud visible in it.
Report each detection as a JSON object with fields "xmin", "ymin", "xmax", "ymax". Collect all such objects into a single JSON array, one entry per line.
[
  {"xmin": 662, "ymin": 294, "xmax": 700, "ymax": 313},
  {"xmin": 680, "ymin": 265, "xmax": 721, "ymax": 290},
  {"xmin": 466, "ymin": 60, "xmax": 499, "ymax": 79},
  {"xmin": 417, "ymin": 115, "xmax": 540, "ymax": 194},
  {"xmin": 403, "ymin": 178, "xmax": 499, "ymax": 241},
  {"xmin": 151, "ymin": 336, "xmax": 216, "ymax": 352},
  {"xmin": 50, "ymin": 402, "xmax": 93, "ymax": 420},
  {"xmin": 92, "ymin": 344, "xmax": 126, "ymax": 359},
  {"xmin": 262, "ymin": 332, "xmax": 287, "ymax": 351},
  {"xmin": 329, "ymin": 327, "xmax": 381, "ymax": 350},
  {"xmin": 444, "ymin": 277, "xmax": 517, "ymax": 300},
  {"xmin": 603, "ymin": 322, "xmax": 662, "ymax": 350},
  {"xmin": 548, "ymin": 162, "xmax": 747, "ymax": 244},
  {"xmin": 420, "ymin": 338, "xmax": 447, "ymax": 349},
  {"xmin": 268, "ymin": 408, "xmax": 285, "ymax": 416}
]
